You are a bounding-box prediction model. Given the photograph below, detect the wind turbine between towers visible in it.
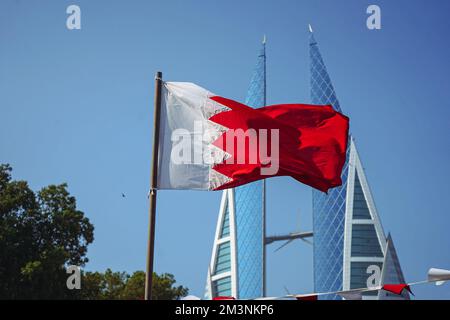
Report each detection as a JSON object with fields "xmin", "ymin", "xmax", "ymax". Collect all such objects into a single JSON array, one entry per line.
[{"xmin": 264, "ymin": 210, "xmax": 313, "ymax": 252}]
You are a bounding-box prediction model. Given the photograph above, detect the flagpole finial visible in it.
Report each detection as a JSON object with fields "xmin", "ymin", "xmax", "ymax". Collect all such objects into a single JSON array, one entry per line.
[
  {"xmin": 262, "ymin": 34, "xmax": 267, "ymax": 44},
  {"xmin": 308, "ymin": 24, "xmax": 313, "ymax": 33}
]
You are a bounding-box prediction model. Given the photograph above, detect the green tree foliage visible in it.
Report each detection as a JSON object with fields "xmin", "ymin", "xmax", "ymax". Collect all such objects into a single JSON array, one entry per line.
[
  {"xmin": 151, "ymin": 272, "xmax": 189, "ymax": 300},
  {"xmin": 0, "ymin": 164, "xmax": 188, "ymax": 300},
  {"xmin": 80, "ymin": 270, "xmax": 189, "ymax": 300},
  {"xmin": 0, "ymin": 164, "xmax": 94, "ymax": 299},
  {"xmin": 121, "ymin": 271, "xmax": 146, "ymax": 300}
]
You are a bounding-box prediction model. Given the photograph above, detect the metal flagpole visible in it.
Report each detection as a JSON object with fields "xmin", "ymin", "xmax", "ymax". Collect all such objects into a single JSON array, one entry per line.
[
  {"xmin": 145, "ymin": 71, "xmax": 163, "ymax": 300},
  {"xmin": 262, "ymin": 35, "xmax": 267, "ymax": 298}
]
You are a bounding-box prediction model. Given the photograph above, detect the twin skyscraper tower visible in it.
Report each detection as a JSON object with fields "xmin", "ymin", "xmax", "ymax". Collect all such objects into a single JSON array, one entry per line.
[{"xmin": 204, "ymin": 29, "xmax": 409, "ymax": 300}]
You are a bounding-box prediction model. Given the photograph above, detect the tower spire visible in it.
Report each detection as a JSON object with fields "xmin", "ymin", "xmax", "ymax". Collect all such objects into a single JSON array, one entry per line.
[
  {"xmin": 206, "ymin": 38, "xmax": 267, "ymax": 300},
  {"xmin": 309, "ymin": 29, "xmax": 340, "ymax": 111},
  {"xmin": 310, "ymin": 29, "xmax": 408, "ymax": 301}
]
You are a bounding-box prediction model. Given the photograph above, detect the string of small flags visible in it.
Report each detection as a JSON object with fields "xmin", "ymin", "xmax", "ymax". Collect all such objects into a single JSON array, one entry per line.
[{"xmin": 184, "ymin": 268, "xmax": 450, "ymax": 300}]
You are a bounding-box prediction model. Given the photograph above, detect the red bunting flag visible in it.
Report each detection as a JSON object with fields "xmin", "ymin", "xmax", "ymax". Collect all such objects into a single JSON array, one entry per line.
[
  {"xmin": 212, "ymin": 296, "xmax": 236, "ymax": 300},
  {"xmin": 382, "ymin": 284, "xmax": 413, "ymax": 296},
  {"xmin": 295, "ymin": 294, "xmax": 318, "ymax": 301}
]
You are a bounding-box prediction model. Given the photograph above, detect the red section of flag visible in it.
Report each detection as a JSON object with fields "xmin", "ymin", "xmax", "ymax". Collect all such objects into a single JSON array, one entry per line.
[
  {"xmin": 209, "ymin": 96, "xmax": 349, "ymax": 193},
  {"xmin": 382, "ymin": 284, "xmax": 412, "ymax": 295},
  {"xmin": 296, "ymin": 295, "xmax": 318, "ymax": 301}
]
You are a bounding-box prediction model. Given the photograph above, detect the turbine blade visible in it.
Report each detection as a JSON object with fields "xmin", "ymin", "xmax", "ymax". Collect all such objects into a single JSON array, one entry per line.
[{"xmin": 274, "ymin": 239, "xmax": 294, "ymax": 252}]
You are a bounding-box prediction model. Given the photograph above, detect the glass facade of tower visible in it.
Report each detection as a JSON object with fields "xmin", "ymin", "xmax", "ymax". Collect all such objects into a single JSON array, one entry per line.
[
  {"xmin": 312, "ymin": 160, "xmax": 348, "ymax": 299},
  {"xmin": 378, "ymin": 235, "xmax": 410, "ymax": 299},
  {"xmin": 233, "ymin": 42, "xmax": 266, "ymax": 299},
  {"xmin": 213, "ymin": 277, "xmax": 232, "ymax": 297},
  {"xmin": 310, "ymin": 32, "xmax": 347, "ymax": 300},
  {"xmin": 210, "ymin": 196, "xmax": 233, "ymax": 298},
  {"xmin": 235, "ymin": 181, "xmax": 264, "ymax": 298},
  {"xmin": 310, "ymin": 31, "xmax": 408, "ymax": 300},
  {"xmin": 209, "ymin": 42, "xmax": 266, "ymax": 299}
]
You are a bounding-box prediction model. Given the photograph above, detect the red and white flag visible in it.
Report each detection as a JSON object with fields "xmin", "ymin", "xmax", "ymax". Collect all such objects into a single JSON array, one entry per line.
[{"xmin": 157, "ymin": 82, "xmax": 349, "ymax": 192}]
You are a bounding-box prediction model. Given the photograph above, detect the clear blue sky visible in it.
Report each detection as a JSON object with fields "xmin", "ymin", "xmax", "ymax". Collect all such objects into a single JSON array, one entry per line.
[{"xmin": 1, "ymin": 0, "xmax": 449, "ymax": 299}]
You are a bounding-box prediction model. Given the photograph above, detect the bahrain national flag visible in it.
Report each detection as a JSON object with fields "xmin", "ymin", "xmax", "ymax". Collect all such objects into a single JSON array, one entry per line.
[{"xmin": 157, "ymin": 82, "xmax": 349, "ymax": 193}]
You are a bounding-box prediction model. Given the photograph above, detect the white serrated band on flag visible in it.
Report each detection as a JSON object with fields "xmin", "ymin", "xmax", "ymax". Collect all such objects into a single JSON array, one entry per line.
[
  {"xmin": 203, "ymin": 96, "xmax": 231, "ymax": 119},
  {"xmin": 202, "ymin": 121, "xmax": 228, "ymax": 146},
  {"xmin": 205, "ymin": 144, "xmax": 231, "ymax": 166},
  {"xmin": 209, "ymin": 169, "xmax": 232, "ymax": 190},
  {"xmin": 157, "ymin": 82, "xmax": 231, "ymax": 190}
]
